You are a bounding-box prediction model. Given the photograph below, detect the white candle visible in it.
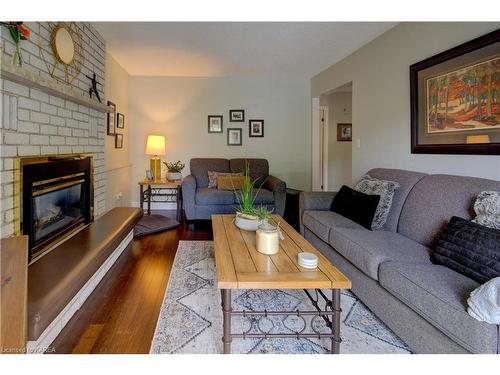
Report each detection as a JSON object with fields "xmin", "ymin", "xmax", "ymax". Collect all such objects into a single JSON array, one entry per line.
[{"xmin": 256, "ymin": 222, "xmax": 280, "ymax": 255}]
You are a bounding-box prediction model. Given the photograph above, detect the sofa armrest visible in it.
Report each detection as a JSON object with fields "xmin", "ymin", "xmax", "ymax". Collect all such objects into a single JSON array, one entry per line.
[
  {"xmin": 299, "ymin": 191, "xmax": 337, "ymax": 234},
  {"xmin": 181, "ymin": 175, "xmax": 197, "ymax": 220},
  {"xmin": 264, "ymin": 175, "xmax": 286, "ymax": 216}
]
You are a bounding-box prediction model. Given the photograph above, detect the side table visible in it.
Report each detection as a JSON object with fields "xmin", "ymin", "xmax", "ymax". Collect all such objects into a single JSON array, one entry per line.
[{"xmin": 138, "ymin": 179, "xmax": 183, "ymax": 220}]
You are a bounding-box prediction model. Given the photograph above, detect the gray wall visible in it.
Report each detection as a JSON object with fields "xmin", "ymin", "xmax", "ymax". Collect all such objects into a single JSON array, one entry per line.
[
  {"xmin": 128, "ymin": 75, "xmax": 311, "ymax": 204},
  {"xmin": 311, "ymin": 22, "xmax": 500, "ymax": 183}
]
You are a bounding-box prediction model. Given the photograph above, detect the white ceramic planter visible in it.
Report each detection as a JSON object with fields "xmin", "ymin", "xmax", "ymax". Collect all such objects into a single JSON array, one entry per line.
[
  {"xmin": 234, "ymin": 212, "xmax": 261, "ymax": 231},
  {"xmin": 167, "ymin": 172, "xmax": 182, "ymax": 180}
]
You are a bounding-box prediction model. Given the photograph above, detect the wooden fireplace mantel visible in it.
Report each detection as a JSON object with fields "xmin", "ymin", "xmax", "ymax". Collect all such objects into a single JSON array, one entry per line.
[{"xmin": 0, "ymin": 57, "xmax": 112, "ymax": 114}]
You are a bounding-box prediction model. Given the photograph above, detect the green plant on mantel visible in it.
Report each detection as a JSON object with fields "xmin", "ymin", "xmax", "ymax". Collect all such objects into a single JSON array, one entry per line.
[
  {"xmin": 163, "ymin": 160, "xmax": 185, "ymax": 173},
  {"xmin": 0, "ymin": 22, "xmax": 30, "ymax": 67}
]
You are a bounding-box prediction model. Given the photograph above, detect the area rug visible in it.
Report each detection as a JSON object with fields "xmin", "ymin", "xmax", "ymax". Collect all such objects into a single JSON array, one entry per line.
[
  {"xmin": 150, "ymin": 241, "xmax": 411, "ymax": 354},
  {"xmin": 134, "ymin": 214, "xmax": 179, "ymax": 237}
]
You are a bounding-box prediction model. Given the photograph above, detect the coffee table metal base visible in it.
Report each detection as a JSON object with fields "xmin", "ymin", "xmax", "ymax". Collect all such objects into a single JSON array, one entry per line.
[{"xmin": 220, "ymin": 288, "xmax": 342, "ymax": 354}]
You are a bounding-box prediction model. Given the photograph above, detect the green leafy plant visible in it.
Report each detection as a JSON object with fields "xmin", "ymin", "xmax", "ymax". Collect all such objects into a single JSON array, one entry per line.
[
  {"xmin": 163, "ymin": 160, "xmax": 185, "ymax": 173},
  {"xmin": 253, "ymin": 205, "xmax": 273, "ymax": 221},
  {"xmin": 234, "ymin": 162, "xmax": 271, "ymax": 219},
  {"xmin": 0, "ymin": 22, "xmax": 30, "ymax": 66}
]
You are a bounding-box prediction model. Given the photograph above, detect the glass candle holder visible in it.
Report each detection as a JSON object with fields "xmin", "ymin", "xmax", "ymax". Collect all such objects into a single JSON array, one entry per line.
[{"xmin": 256, "ymin": 222, "xmax": 280, "ymax": 255}]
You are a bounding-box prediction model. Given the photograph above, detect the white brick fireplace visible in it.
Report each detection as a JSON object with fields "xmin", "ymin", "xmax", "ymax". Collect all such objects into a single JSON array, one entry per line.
[{"xmin": 0, "ymin": 22, "xmax": 108, "ymax": 238}]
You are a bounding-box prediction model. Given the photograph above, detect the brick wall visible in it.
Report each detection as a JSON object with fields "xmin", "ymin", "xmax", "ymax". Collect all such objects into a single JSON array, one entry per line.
[{"xmin": 0, "ymin": 22, "xmax": 106, "ymax": 238}]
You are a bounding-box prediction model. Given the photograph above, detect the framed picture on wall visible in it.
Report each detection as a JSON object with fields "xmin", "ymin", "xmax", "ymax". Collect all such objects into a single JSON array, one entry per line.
[
  {"xmin": 227, "ymin": 128, "xmax": 242, "ymax": 146},
  {"xmin": 107, "ymin": 101, "xmax": 116, "ymax": 135},
  {"xmin": 230, "ymin": 109, "xmax": 245, "ymax": 122},
  {"xmin": 249, "ymin": 119, "xmax": 264, "ymax": 137},
  {"xmin": 208, "ymin": 115, "xmax": 223, "ymax": 133},
  {"xmin": 337, "ymin": 123, "xmax": 352, "ymax": 141},
  {"xmin": 115, "ymin": 133, "xmax": 123, "ymax": 149},
  {"xmin": 117, "ymin": 113, "xmax": 125, "ymax": 129},
  {"xmin": 410, "ymin": 29, "xmax": 500, "ymax": 155}
]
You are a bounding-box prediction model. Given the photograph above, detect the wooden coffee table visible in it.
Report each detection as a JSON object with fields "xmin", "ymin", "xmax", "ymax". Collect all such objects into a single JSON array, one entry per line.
[{"xmin": 212, "ymin": 214, "xmax": 351, "ymax": 354}]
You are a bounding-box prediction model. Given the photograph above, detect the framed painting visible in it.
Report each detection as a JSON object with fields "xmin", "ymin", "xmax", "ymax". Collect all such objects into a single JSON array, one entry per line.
[
  {"xmin": 117, "ymin": 113, "xmax": 125, "ymax": 129},
  {"xmin": 230, "ymin": 109, "xmax": 245, "ymax": 122},
  {"xmin": 249, "ymin": 119, "xmax": 264, "ymax": 137},
  {"xmin": 115, "ymin": 133, "xmax": 123, "ymax": 149},
  {"xmin": 208, "ymin": 115, "xmax": 223, "ymax": 133},
  {"xmin": 410, "ymin": 29, "xmax": 500, "ymax": 154},
  {"xmin": 337, "ymin": 123, "xmax": 352, "ymax": 142},
  {"xmin": 107, "ymin": 101, "xmax": 116, "ymax": 135},
  {"xmin": 227, "ymin": 128, "xmax": 242, "ymax": 146}
]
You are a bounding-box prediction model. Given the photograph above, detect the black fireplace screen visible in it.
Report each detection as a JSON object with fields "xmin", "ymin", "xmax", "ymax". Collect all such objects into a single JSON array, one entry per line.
[{"xmin": 32, "ymin": 181, "xmax": 84, "ymax": 243}]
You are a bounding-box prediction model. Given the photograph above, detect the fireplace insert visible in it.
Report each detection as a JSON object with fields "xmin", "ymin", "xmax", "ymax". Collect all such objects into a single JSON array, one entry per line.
[{"xmin": 18, "ymin": 155, "xmax": 93, "ymax": 262}]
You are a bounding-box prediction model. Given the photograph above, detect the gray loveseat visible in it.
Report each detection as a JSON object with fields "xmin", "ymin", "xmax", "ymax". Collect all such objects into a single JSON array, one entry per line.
[
  {"xmin": 299, "ymin": 168, "xmax": 500, "ymax": 354},
  {"xmin": 182, "ymin": 158, "xmax": 286, "ymax": 220}
]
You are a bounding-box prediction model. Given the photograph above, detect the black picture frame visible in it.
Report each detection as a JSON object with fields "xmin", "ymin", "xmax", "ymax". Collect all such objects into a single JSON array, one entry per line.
[
  {"xmin": 249, "ymin": 119, "xmax": 264, "ymax": 137},
  {"xmin": 230, "ymin": 109, "xmax": 245, "ymax": 122},
  {"xmin": 115, "ymin": 133, "xmax": 123, "ymax": 149},
  {"xmin": 410, "ymin": 29, "xmax": 500, "ymax": 155},
  {"xmin": 227, "ymin": 128, "xmax": 242, "ymax": 146},
  {"xmin": 117, "ymin": 113, "xmax": 125, "ymax": 129},
  {"xmin": 107, "ymin": 101, "xmax": 116, "ymax": 135},
  {"xmin": 208, "ymin": 115, "xmax": 223, "ymax": 133}
]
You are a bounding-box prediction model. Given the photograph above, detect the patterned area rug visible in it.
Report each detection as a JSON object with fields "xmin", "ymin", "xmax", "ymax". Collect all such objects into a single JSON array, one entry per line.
[{"xmin": 150, "ymin": 241, "xmax": 411, "ymax": 354}]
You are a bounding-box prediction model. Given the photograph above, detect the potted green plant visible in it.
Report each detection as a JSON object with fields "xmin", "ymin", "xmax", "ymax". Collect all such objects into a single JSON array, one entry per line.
[
  {"xmin": 163, "ymin": 160, "xmax": 185, "ymax": 181},
  {"xmin": 233, "ymin": 163, "xmax": 272, "ymax": 231}
]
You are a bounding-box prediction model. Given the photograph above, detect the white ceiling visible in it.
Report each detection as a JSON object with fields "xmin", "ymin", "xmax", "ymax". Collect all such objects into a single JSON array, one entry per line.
[{"xmin": 93, "ymin": 22, "xmax": 396, "ymax": 77}]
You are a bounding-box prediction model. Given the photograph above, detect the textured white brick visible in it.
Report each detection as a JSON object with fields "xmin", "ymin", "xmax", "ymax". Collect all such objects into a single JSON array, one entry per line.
[
  {"xmin": 18, "ymin": 97, "xmax": 40, "ymax": 111},
  {"xmin": 66, "ymin": 101, "xmax": 78, "ymax": 111},
  {"xmin": 0, "ymin": 145, "xmax": 17, "ymax": 157},
  {"xmin": 4, "ymin": 209, "xmax": 14, "ymax": 224},
  {"xmin": 57, "ymin": 108, "xmax": 71, "ymax": 117},
  {"xmin": 3, "ymin": 81, "xmax": 29, "ymax": 97},
  {"xmin": 58, "ymin": 127, "xmax": 71, "ymax": 136},
  {"xmin": 30, "ymin": 135, "xmax": 50, "ymax": 145},
  {"xmin": 49, "ymin": 96, "xmax": 65, "ymax": 107},
  {"xmin": 31, "ymin": 112, "xmax": 50, "ymax": 124},
  {"xmin": 40, "ymin": 124, "xmax": 58, "ymax": 135},
  {"xmin": 18, "ymin": 109, "xmax": 30, "ymax": 121},
  {"xmin": 41, "ymin": 103, "xmax": 58, "ymax": 115},
  {"xmin": 3, "ymin": 158, "xmax": 14, "ymax": 171},
  {"xmin": 17, "ymin": 121, "xmax": 40, "ymax": 133},
  {"xmin": 58, "ymin": 146, "xmax": 72, "ymax": 154},
  {"xmin": 49, "ymin": 136, "xmax": 65, "ymax": 145},
  {"xmin": 66, "ymin": 137, "xmax": 78, "ymax": 145},
  {"xmin": 4, "ymin": 132, "xmax": 29, "ymax": 145},
  {"xmin": 49, "ymin": 116, "xmax": 65, "ymax": 126},
  {"xmin": 0, "ymin": 224, "xmax": 14, "ymax": 238},
  {"xmin": 0, "ymin": 171, "xmax": 14, "ymax": 184},
  {"xmin": 30, "ymin": 89, "xmax": 49, "ymax": 103},
  {"xmin": 41, "ymin": 146, "xmax": 57, "ymax": 155},
  {"xmin": 18, "ymin": 145, "xmax": 40, "ymax": 156}
]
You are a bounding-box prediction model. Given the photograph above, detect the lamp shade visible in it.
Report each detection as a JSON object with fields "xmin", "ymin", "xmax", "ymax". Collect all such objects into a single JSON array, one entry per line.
[{"xmin": 145, "ymin": 135, "xmax": 166, "ymax": 155}]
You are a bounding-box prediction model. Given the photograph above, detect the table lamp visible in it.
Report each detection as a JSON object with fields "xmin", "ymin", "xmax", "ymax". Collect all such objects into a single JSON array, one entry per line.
[{"xmin": 145, "ymin": 135, "xmax": 166, "ymax": 181}]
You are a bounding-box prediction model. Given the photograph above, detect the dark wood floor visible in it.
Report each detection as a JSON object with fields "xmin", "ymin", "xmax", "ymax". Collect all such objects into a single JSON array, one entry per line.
[{"xmin": 50, "ymin": 211, "xmax": 212, "ymax": 354}]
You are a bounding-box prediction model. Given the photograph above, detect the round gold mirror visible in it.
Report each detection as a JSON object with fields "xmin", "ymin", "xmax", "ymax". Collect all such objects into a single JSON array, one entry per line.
[{"xmin": 53, "ymin": 27, "xmax": 75, "ymax": 65}]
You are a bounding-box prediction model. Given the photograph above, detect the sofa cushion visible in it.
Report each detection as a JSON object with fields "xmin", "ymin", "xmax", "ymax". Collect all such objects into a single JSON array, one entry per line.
[
  {"xmin": 251, "ymin": 188, "xmax": 274, "ymax": 205},
  {"xmin": 366, "ymin": 168, "xmax": 427, "ymax": 232},
  {"xmin": 379, "ymin": 261, "xmax": 499, "ymax": 353},
  {"xmin": 196, "ymin": 188, "xmax": 234, "ymax": 205},
  {"xmin": 328, "ymin": 228, "xmax": 431, "ymax": 280},
  {"xmin": 230, "ymin": 158, "xmax": 269, "ymax": 186},
  {"xmin": 330, "ymin": 185, "xmax": 380, "ymax": 230},
  {"xmin": 190, "ymin": 158, "xmax": 230, "ymax": 188},
  {"xmin": 432, "ymin": 216, "xmax": 500, "ymax": 284},
  {"xmin": 302, "ymin": 210, "xmax": 365, "ymax": 242},
  {"xmin": 398, "ymin": 174, "xmax": 500, "ymax": 247}
]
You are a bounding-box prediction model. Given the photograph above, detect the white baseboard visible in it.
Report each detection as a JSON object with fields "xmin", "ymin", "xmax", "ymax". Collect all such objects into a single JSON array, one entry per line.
[
  {"xmin": 131, "ymin": 201, "xmax": 177, "ymax": 210},
  {"xmin": 26, "ymin": 230, "xmax": 134, "ymax": 354}
]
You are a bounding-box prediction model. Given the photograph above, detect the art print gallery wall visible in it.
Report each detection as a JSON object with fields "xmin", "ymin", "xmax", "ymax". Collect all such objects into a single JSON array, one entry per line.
[
  {"xmin": 128, "ymin": 75, "xmax": 311, "ymax": 201},
  {"xmin": 311, "ymin": 22, "xmax": 500, "ymax": 185}
]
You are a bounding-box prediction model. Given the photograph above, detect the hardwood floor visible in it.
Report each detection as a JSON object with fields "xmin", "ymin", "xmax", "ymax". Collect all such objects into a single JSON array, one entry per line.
[{"xmin": 49, "ymin": 211, "xmax": 212, "ymax": 354}]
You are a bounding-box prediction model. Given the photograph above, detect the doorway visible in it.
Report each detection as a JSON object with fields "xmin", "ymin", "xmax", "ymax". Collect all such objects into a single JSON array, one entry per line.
[{"xmin": 319, "ymin": 82, "xmax": 352, "ymax": 191}]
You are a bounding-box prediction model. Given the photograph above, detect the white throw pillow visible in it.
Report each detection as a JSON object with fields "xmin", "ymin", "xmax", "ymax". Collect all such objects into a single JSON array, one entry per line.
[
  {"xmin": 472, "ymin": 191, "xmax": 500, "ymax": 230},
  {"xmin": 354, "ymin": 175, "xmax": 400, "ymax": 230},
  {"xmin": 467, "ymin": 276, "xmax": 500, "ymax": 325}
]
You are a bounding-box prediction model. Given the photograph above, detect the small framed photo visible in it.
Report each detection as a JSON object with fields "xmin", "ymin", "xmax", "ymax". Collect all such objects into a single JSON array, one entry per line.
[
  {"xmin": 107, "ymin": 101, "xmax": 116, "ymax": 135},
  {"xmin": 146, "ymin": 170, "xmax": 154, "ymax": 180},
  {"xmin": 227, "ymin": 128, "xmax": 242, "ymax": 146},
  {"xmin": 249, "ymin": 119, "xmax": 264, "ymax": 137},
  {"xmin": 230, "ymin": 109, "xmax": 245, "ymax": 122},
  {"xmin": 117, "ymin": 113, "xmax": 125, "ymax": 129},
  {"xmin": 337, "ymin": 123, "xmax": 352, "ymax": 142},
  {"xmin": 208, "ymin": 115, "xmax": 223, "ymax": 133},
  {"xmin": 115, "ymin": 133, "xmax": 123, "ymax": 148}
]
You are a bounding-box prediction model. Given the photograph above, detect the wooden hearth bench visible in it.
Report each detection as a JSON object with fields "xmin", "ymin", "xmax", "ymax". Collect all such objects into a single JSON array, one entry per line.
[{"xmin": 26, "ymin": 207, "xmax": 142, "ymax": 353}]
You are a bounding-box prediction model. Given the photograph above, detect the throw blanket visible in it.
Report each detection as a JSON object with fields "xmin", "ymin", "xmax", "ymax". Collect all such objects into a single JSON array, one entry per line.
[{"xmin": 467, "ymin": 277, "xmax": 500, "ymax": 325}]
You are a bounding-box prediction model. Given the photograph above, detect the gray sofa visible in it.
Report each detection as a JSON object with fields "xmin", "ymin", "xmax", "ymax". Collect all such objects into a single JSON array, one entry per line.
[
  {"xmin": 299, "ymin": 168, "xmax": 500, "ymax": 354},
  {"xmin": 182, "ymin": 158, "xmax": 286, "ymax": 220}
]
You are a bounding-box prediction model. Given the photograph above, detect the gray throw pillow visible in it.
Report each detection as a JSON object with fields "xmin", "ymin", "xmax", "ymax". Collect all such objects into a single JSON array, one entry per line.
[
  {"xmin": 354, "ymin": 174, "xmax": 400, "ymax": 230},
  {"xmin": 472, "ymin": 191, "xmax": 500, "ymax": 230}
]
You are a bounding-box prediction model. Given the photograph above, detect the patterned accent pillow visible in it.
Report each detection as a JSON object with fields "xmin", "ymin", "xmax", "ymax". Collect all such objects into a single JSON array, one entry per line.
[
  {"xmin": 354, "ymin": 174, "xmax": 400, "ymax": 230},
  {"xmin": 472, "ymin": 191, "xmax": 500, "ymax": 230},
  {"xmin": 207, "ymin": 171, "xmax": 243, "ymax": 189}
]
